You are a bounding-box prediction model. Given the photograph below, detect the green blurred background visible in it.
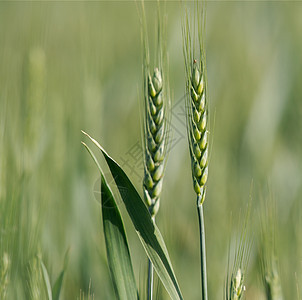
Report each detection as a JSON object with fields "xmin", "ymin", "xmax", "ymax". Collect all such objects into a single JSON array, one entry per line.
[{"xmin": 1, "ymin": 1, "xmax": 302, "ymax": 299}]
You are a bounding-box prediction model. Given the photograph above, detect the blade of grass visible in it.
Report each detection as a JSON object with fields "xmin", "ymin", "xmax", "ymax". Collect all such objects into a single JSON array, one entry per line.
[
  {"xmin": 82, "ymin": 131, "xmax": 183, "ymax": 300},
  {"xmin": 52, "ymin": 248, "xmax": 69, "ymax": 300},
  {"xmin": 83, "ymin": 142, "xmax": 139, "ymax": 300},
  {"xmin": 52, "ymin": 271, "xmax": 64, "ymax": 300},
  {"xmin": 40, "ymin": 259, "xmax": 53, "ymax": 300}
]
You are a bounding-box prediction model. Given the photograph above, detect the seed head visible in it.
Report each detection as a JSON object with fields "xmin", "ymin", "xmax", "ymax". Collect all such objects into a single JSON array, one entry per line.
[
  {"xmin": 143, "ymin": 68, "xmax": 167, "ymax": 217},
  {"xmin": 230, "ymin": 268, "xmax": 245, "ymax": 300},
  {"xmin": 187, "ymin": 59, "xmax": 208, "ymax": 204}
]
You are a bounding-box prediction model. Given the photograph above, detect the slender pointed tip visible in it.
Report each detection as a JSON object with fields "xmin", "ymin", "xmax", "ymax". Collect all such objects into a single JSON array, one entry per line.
[
  {"xmin": 80, "ymin": 131, "xmax": 115, "ymax": 165},
  {"xmin": 81, "ymin": 142, "xmax": 91, "ymax": 154}
]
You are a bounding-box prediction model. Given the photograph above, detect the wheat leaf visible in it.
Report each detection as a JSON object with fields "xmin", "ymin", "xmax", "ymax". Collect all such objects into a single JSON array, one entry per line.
[
  {"xmin": 82, "ymin": 142, "xmax": 139, "ymax": 300},
  {"xmin": 82, "ymin": 131, "xmax": 183, "ymax": 300}
]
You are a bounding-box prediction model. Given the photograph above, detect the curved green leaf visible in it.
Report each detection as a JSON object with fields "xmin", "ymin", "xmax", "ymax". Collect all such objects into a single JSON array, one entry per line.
[
  {"xmin": 83, "ymin": 142, "xmax": 139, "ymax": 300},
  {"xmin": 52, "ymin": 248, "xmax": 69, "ymax": 300},
  {"xmin": 52, "ymin": 271, "xmax": 64, "ymax": 300},
  {"xmin": 82, "ymin": 131, "xmax": 183, "ymax": 300},
  {"xmin": 40, "ymin": 259, "xmax": 53, "ymax": 300}
]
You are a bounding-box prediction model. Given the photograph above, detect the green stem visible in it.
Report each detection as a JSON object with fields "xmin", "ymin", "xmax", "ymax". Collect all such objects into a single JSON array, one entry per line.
[
  {"xmin": 147, "ymin": 215, "xmax": 155, "ymax": 300},
  {"xmin": 197, "ymin": 196, "xmax": 208, "ymax": 300},
  {"xmin": 147, "ymin": 258, "xmax": 153, "ymax": 300}
]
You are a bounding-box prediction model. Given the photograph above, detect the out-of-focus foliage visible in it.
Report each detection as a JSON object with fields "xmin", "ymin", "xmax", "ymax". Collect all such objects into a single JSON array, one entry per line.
[{"xmin": 0, "ymin": 2, "xmax": 302, "ymax": 299}]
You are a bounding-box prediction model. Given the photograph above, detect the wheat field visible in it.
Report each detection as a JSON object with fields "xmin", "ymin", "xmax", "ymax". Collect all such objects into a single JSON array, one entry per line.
[{"xmin": 1, "ymin": 2, "xmax": 302, "ymax": 299}]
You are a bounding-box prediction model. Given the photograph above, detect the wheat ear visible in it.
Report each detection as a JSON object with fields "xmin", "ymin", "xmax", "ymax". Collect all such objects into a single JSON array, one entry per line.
[
  {"xmin": 229, "ymin": 268, "xmax": 245, "ymax": 300},
  {"xmin": 226, "ymin": 202, "xmax": 252, "ymax": 300},
  {"xmin": 187, "ymin": 60, "xmax": 208, "ymax": 203},
  {"xmin": 143, "ymin": 68, "xmax": 166, "ymax": 217}
]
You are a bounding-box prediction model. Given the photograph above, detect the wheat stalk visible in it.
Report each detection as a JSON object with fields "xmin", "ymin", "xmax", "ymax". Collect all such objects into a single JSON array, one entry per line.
[
  {"xmin": 183, "ymin": 2, "xmax": 209, "ymax": 299},
  {"xmin": 140, "ymin": 2, "xmax": 169, "ymax": 299},
  {"xmin": 183, "ymin": 1, "xmax": 208, "ymax": 204},
  {"xmin": 143, "ymin": 66, "xmax": 167, "ymax": 299}
]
